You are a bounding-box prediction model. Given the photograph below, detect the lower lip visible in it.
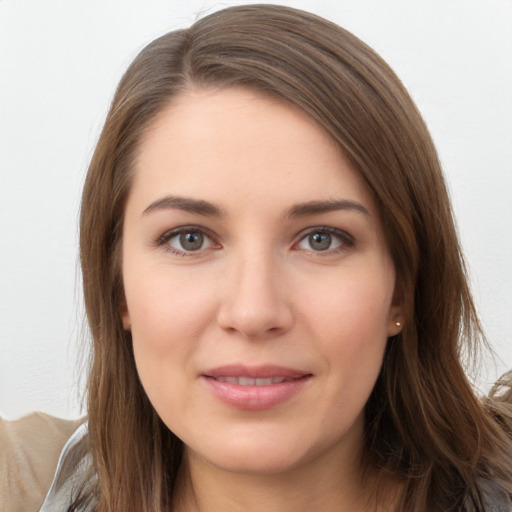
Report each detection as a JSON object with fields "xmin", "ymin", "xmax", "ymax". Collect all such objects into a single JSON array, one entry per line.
[{"xmin": 202, "ymin": 376, "xmax": 311, "ymax": 411}]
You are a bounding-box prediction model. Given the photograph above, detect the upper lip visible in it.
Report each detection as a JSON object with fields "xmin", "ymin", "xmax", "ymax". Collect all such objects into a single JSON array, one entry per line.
[{"xmin": 203, "ymin": 365, "xmax": 311, "ymax": 379}]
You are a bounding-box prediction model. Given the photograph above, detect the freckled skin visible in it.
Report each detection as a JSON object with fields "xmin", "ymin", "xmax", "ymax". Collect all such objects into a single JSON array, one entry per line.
[{"xmin": 121, "ymin": 87, "xmax": 403, "ymax": 510}]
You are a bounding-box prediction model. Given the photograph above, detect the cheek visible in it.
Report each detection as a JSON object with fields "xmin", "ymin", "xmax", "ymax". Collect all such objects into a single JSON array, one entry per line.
[
  {"xmin": 123, "ymin": 270, "xmax": 212, "ymax": 423},
  {"xmin": 125, "ymin": 270, "xmax": 217, "ymax": 425},
  {"xmin": 306, "ymin": 267, "xmax": 394, "ymax": 342},
  {"xmin": 124, "ymin": 265, "xmax": 217, "ymax": 355},
  {"xmin": 303, "ymin": 266, "xmax": 393, "ymax": 396}
]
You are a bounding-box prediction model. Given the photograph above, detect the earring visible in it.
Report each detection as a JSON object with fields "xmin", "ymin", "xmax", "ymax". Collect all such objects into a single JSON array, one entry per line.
[{"xmin": 395, "ymin": 321, "xmax": 401, "ymax": 327}]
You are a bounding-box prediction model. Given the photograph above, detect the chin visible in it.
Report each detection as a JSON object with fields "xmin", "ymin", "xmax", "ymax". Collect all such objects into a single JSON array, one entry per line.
[
  {"xmin": 185, "ymin": 430, "xmax": 313, "ymax": 476},
  {"xmin": 206, "ymin": 450, "xmax": 306, "ymax": 476}
]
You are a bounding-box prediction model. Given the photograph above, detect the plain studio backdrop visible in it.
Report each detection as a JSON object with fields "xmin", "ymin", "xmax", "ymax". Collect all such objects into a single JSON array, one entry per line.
[{"xmin": 0, "ymin": 1, "xmax": 511, "ymax": 420}]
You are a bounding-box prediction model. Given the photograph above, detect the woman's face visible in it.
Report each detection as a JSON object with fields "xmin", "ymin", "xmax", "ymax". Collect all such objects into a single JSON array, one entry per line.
[{"xmin": 122, "ymin": 87, "xmax": 402, "ymax": 476}]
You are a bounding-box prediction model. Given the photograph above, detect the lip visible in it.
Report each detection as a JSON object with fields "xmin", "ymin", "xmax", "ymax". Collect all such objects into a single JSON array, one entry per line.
[{"xmin": 201, "ymin": 365, "xmax": 312, "ymax": 411}]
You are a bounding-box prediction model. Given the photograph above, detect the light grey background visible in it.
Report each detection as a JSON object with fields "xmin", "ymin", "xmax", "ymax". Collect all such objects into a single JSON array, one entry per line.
[{"xmin": 1, "ymin": 0, "xmax": 511, "ymax": 420}]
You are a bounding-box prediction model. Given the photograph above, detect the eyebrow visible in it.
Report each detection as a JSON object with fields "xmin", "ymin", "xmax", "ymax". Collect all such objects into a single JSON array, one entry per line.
[
  {"xmin": 142, "ymin": 195, "xmax": 225, "ymax": 217},
  {"xmin": 141, "ymin": 195, "xmax": 369, "ymax": 218},
  {"xmin": 286, "ymin": 199, "xmax": 369, "ymax": 218}
]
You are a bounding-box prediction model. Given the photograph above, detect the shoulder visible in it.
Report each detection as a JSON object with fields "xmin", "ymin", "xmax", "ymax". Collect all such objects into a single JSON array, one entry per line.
[
  {"xmin": 480, "ymin": 479, "xmax": 512, "ymax": 512},
  {"xmin": 38, "ymin": 421, "xmax": 95, "ymax": 512},
  {"xmin": 0, "ymin": 412, "xmax": 83, "ymax": 512},
  {"xmin": 464, "ymin": 478, "xmax": 512, "ymax": 512}
]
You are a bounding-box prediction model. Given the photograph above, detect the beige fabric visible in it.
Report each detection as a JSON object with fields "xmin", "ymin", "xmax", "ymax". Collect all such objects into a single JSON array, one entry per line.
[{"xmin": 0, "ymin": 412, "xmax": 83, "ymax": 512}]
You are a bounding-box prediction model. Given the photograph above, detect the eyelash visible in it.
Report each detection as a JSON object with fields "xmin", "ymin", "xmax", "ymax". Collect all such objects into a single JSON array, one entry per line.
[
  {"xmin": 155, "ymin": 226, "xmax": 219, "ymax": 256},
  {"xmin": 155, "ymin": 225, "xmax": 354, "ymax": 257},
  {"xmin": 294, "ymin": 226, "xmax": 354, "ymax": 254}
]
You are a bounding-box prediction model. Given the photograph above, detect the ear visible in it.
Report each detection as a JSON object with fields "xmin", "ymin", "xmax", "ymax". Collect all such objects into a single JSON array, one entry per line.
[
  {"xmin": 120, "ymin": 300, "xmax": 131, "ymax": 331},
  {"xmin": 387, "ymin": 304, "xmax": 404, "ymax": 337},
  {"xmin": 122, "ymin": 311, "xmax": 131, "ymax": 331}
]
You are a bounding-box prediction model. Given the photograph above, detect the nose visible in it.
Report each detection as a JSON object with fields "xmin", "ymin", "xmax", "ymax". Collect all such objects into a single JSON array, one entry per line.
[{"xmin": 216, "ymin": 250, "xmax": 294, "ymax": 340}]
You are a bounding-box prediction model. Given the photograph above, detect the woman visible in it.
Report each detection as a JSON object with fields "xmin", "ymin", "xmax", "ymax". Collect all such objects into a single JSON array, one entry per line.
[{"xmin": 39, "ymin": 4, "xmax": 512, "ymax": 511}]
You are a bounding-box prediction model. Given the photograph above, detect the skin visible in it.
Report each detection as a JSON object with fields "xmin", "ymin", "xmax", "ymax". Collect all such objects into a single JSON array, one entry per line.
[{"xmin": 121, "ymin": 87, "xmax": 403, "ymax": 512}]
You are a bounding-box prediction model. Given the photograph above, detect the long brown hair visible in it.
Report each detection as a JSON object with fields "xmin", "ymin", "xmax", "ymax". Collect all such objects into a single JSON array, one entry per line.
[{"xmin": 77, "ymin": 4, "xmax": 512, "ymax": 511}]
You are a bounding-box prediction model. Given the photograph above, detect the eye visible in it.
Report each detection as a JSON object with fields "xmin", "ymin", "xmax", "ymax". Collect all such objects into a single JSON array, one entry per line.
[
  {"xmin": 296, "ymin": 228, "xmax": 352, "ymax": 253},
  {"xmin": 157, "ymin": 227, "xmax": 217, "ymax": 255}
]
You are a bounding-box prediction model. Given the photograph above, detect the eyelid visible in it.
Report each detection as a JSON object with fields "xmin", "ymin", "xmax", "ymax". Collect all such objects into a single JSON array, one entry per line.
[
  {"xmin": 154, "ymin": 224, "xmax": 354, "ymax": 256},
  {"xmin": 293, "ymin": 226, "xmax": 355, "ymax": 253},
  {"xmin": 155, "ymin": 225, "xmax": 220, "ymax": 256}
]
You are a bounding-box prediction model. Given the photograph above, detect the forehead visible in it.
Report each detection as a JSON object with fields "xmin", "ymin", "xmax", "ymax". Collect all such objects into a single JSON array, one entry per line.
[{"xmin": 130, "ymin": 86, "xmax": 374, "ymax": 215}]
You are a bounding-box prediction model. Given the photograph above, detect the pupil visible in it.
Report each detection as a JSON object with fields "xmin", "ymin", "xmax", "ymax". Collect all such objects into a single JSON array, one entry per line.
[
  {"xmin": 180, "ymin": 232, "xmax": 203, "ymax": 251},
  {"xmin": 310, "ymin": 232, "xmax": 331, "ymax": 251}
]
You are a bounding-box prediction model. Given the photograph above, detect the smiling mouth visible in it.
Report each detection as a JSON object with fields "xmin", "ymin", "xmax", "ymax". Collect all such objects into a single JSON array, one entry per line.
[
  {"xmin": 203, "ymin": 365, "xmax": 311, "ymax": 385},
  {"xmin": 210, "ymin": 376, "xmax": 301, "ymax": 386},
  {"xmin": 202, "ymin": 367, "xmax": 311, "ymax": 410}
]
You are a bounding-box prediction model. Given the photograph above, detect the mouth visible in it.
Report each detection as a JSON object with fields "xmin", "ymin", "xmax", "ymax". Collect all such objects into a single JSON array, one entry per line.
[
  {"xmin": 209, "ymin": 376, "xmax": 303, "ymax": 386},
  {"xmin": 201, "ymin": 365, "xmax": 312, "ymax": 410}
]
